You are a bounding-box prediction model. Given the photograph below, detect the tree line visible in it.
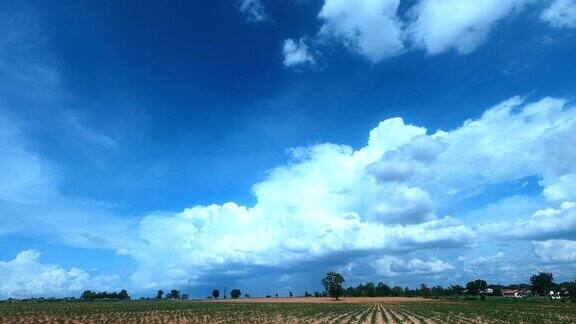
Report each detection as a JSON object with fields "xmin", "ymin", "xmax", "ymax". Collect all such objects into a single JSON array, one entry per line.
[
  {"xmin": 208, "ymin": 288, "xmax": 243, "ymax": 299},
  {"xmin": 318, "ymin": 271, "xmax": 576, "ymax": 300},
  {"xmin": 3, "ymin": 271, "xmax": 572, "ymax": 303},
  {"xmin": 80, "ymin": 290, "xmax": 130, "ymax": 301},
  {"xmin": 153, "ymin": 289, "xmax": 189, "ymax": 300}
]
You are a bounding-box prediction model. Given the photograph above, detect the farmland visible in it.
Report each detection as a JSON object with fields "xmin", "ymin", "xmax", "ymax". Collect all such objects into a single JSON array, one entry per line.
[{"xmin": 1, "ymin": 297, "xmax": 574, "ymax": 323}]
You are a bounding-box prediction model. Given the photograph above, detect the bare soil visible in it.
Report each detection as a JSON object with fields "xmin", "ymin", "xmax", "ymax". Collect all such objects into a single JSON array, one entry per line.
[{"xmin": 204, "ymin": 296, "xmax": 432, "ymax": 304}]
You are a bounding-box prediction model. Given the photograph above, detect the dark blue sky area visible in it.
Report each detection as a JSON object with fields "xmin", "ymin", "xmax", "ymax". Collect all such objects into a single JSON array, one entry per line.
[{"xmin": 20, "ymin": 0, "xmax": 573, "ymax": 215}]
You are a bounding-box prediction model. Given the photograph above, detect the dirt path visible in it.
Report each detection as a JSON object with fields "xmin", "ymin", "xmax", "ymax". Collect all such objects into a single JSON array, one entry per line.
[
  {"xmin": 206, "ymin": 297, "xmax": 431, "ymax": 304},
  {"xmin": 375, "ymin": 303, "xmax": 387, "ymax": 324}
]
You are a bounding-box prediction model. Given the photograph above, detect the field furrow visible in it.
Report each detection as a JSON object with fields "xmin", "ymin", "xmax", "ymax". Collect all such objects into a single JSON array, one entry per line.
[
  {"xmin": 330, "ymin": 305, "xmax": 367, "ymax": 323},
  {"xmin": 378, "ymin": 303, "xmax": 394, "ymax": 323},
  {"xmin": 346, "ymin": 304, "xmax": 373, "ymax": 323},
  {"xmin": 1, "ymin": 298, "xmax": 575, "ymax": 323}
]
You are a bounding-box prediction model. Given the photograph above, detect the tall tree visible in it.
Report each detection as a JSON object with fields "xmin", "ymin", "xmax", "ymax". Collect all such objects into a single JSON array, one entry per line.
[
  {"xmin": 156, "ymin": 290, "xmax": 164, "ymax": 300},
  {"xmin": 169, "ymin": 289, "xmax": 181, "ymax": 299},
  {"xmin": 391, "ymin": 286, "xmax": 403, "ymax": 296},
  {"xmin": 376, "ymin": 282, "xmax": 391, "ymax": 296},
  {"xmin": 212, "ymin": 289, "xmax": 220, "ymax": 299},
  {"xmin": 419, "ymin": 283, "xmax": 431, "ymax": 297},
  {"xmin": 118, "ymin": 290, "xmax": 130, "ymax": 300},
  {"xmin": 531, "ymin": 272, "xmax": 555, "ymax": 296},
  {"xmin": 321, "ymin": 272, "xmax": 345, "ymax": 300},
  {"xmin": 466, "ymin": 280, "xmax": 488, "ymax": 295},
  {"xmin": 81, "ymin": 290, "xmax": 94, "ymax": 301},
  {"xmin": 448, "ymin": 285, "xmax": 464, "ymax": 295},
  {"xmin": 230, "ymin": 289, "xmax": 241, "ymax": 299}
]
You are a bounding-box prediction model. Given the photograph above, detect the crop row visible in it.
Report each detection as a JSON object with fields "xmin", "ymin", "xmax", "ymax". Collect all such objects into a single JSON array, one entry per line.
[{"xmin": 0, "ymin": 299, "xmax": 574, "ymax": 323}]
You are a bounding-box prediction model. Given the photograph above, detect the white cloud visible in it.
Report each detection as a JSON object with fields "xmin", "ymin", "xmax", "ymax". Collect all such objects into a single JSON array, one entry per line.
[
  {"xmin": 128, "ymin": 203, "xmax": 473, "ymax": 288},
  {"xmin": 374, "ymin": 256, "xmax": 454, "ymax": 277},
  {"xmin": 407, "ymin": 258, "xmax": 454, "ymax": 272},
  {"xmin": 541, "ymin": 0, "xmax": 576, "ymax": 28},
  {"xmin": 533, "ymin": 239, "xmax": 576, "ymax": 263},
  {"xmin": 408, "ymin": 0, "xmax": 531, "ymax": 55},
  {"xmin": 425, "ymin": 97, "xmax": 576, "ymax": 200},
  {"xmin": 469, "ymin": 251, "xmax": 505, "ymax": 267},
  {"xmin": 282, "ymin": 38, "xmax": 316, "ymax": 68},
  {"xmin": 5, "ymin": 87, "xmax": 576, "ymax": 292},
  {"xmin": 543, "ymin": 174, "xmax": 576, "ymax": 202},
  {"xmin": 278, "ymin": 0, "xmax": 576, "ymax": 64},
  {"xmin": 115, "ymin": 248, "xmax": 130, "ymax": 256},
  {"xmin": 481, "ymin": 201, "xmax": 576, "ymax": 240},
  {"xmin": 119, "ymin": 96, "xmax": 576, "ymax": 289},
  {"xmin": 318, "ymin": 0, "xmax": 405, "ymax": 62},
  {"xmin": 365, "ymin": 186, "xmax": 435, "ymax": 224},
  {"xmin": 238, "ymin": 0, "xmax": 267, "ymax": 23},
  {"xmin": 460, "ymin": 251, "xmax": 524, "ymax": 280},
  {"xmin": 0, "ymin": 250, "xmax": 119, "ymax": 298}
]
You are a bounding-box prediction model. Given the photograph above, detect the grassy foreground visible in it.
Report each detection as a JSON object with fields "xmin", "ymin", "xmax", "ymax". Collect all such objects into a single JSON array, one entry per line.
[{"xmin": 0, "ymin": 298, "xmax": 575, "ymax": 323}]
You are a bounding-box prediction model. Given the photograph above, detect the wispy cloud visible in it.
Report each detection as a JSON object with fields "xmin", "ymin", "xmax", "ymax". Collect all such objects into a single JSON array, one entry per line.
[
  {"xmin": 541, "ymin": 0, "xmax": 576, "ymax": 28},
  {"xmin": 64, "ymin": 111, "xmax": 117, "ymax": 150},
  {"xmin": 0, "ymin": 4, "xmax": 132, "ymax": 249},
  {"xmin": 282, "ymin": 38, "xmax": 316, "ymax": 68},
  {"xmin": 238, "ymin": 0, "xmax": 267, "ymax": 23}
]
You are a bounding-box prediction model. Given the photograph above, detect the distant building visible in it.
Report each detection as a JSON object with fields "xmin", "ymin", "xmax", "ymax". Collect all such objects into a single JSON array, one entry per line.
[{"xmin": 502, "ymin": 289, "xmax": 517, "ymax": 297}]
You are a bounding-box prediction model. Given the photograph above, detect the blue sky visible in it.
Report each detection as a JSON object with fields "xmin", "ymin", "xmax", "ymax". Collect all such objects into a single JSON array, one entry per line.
[{"xmin": 1, "ymin": 0, "xmax": 576, "ymax": 298}]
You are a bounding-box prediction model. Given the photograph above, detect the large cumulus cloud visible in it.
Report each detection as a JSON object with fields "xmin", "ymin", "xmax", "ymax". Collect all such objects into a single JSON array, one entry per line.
[
  {"xmin": 3, "ymin": 95, "xmax": 576, "ymax": 294},
  {"xmin": 117, "ymin": 96, "xmax": 576, "ymax": 289},
  {"xmin": 2, "ymin": 95, "xmax": 576, "ymax": 295}
]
